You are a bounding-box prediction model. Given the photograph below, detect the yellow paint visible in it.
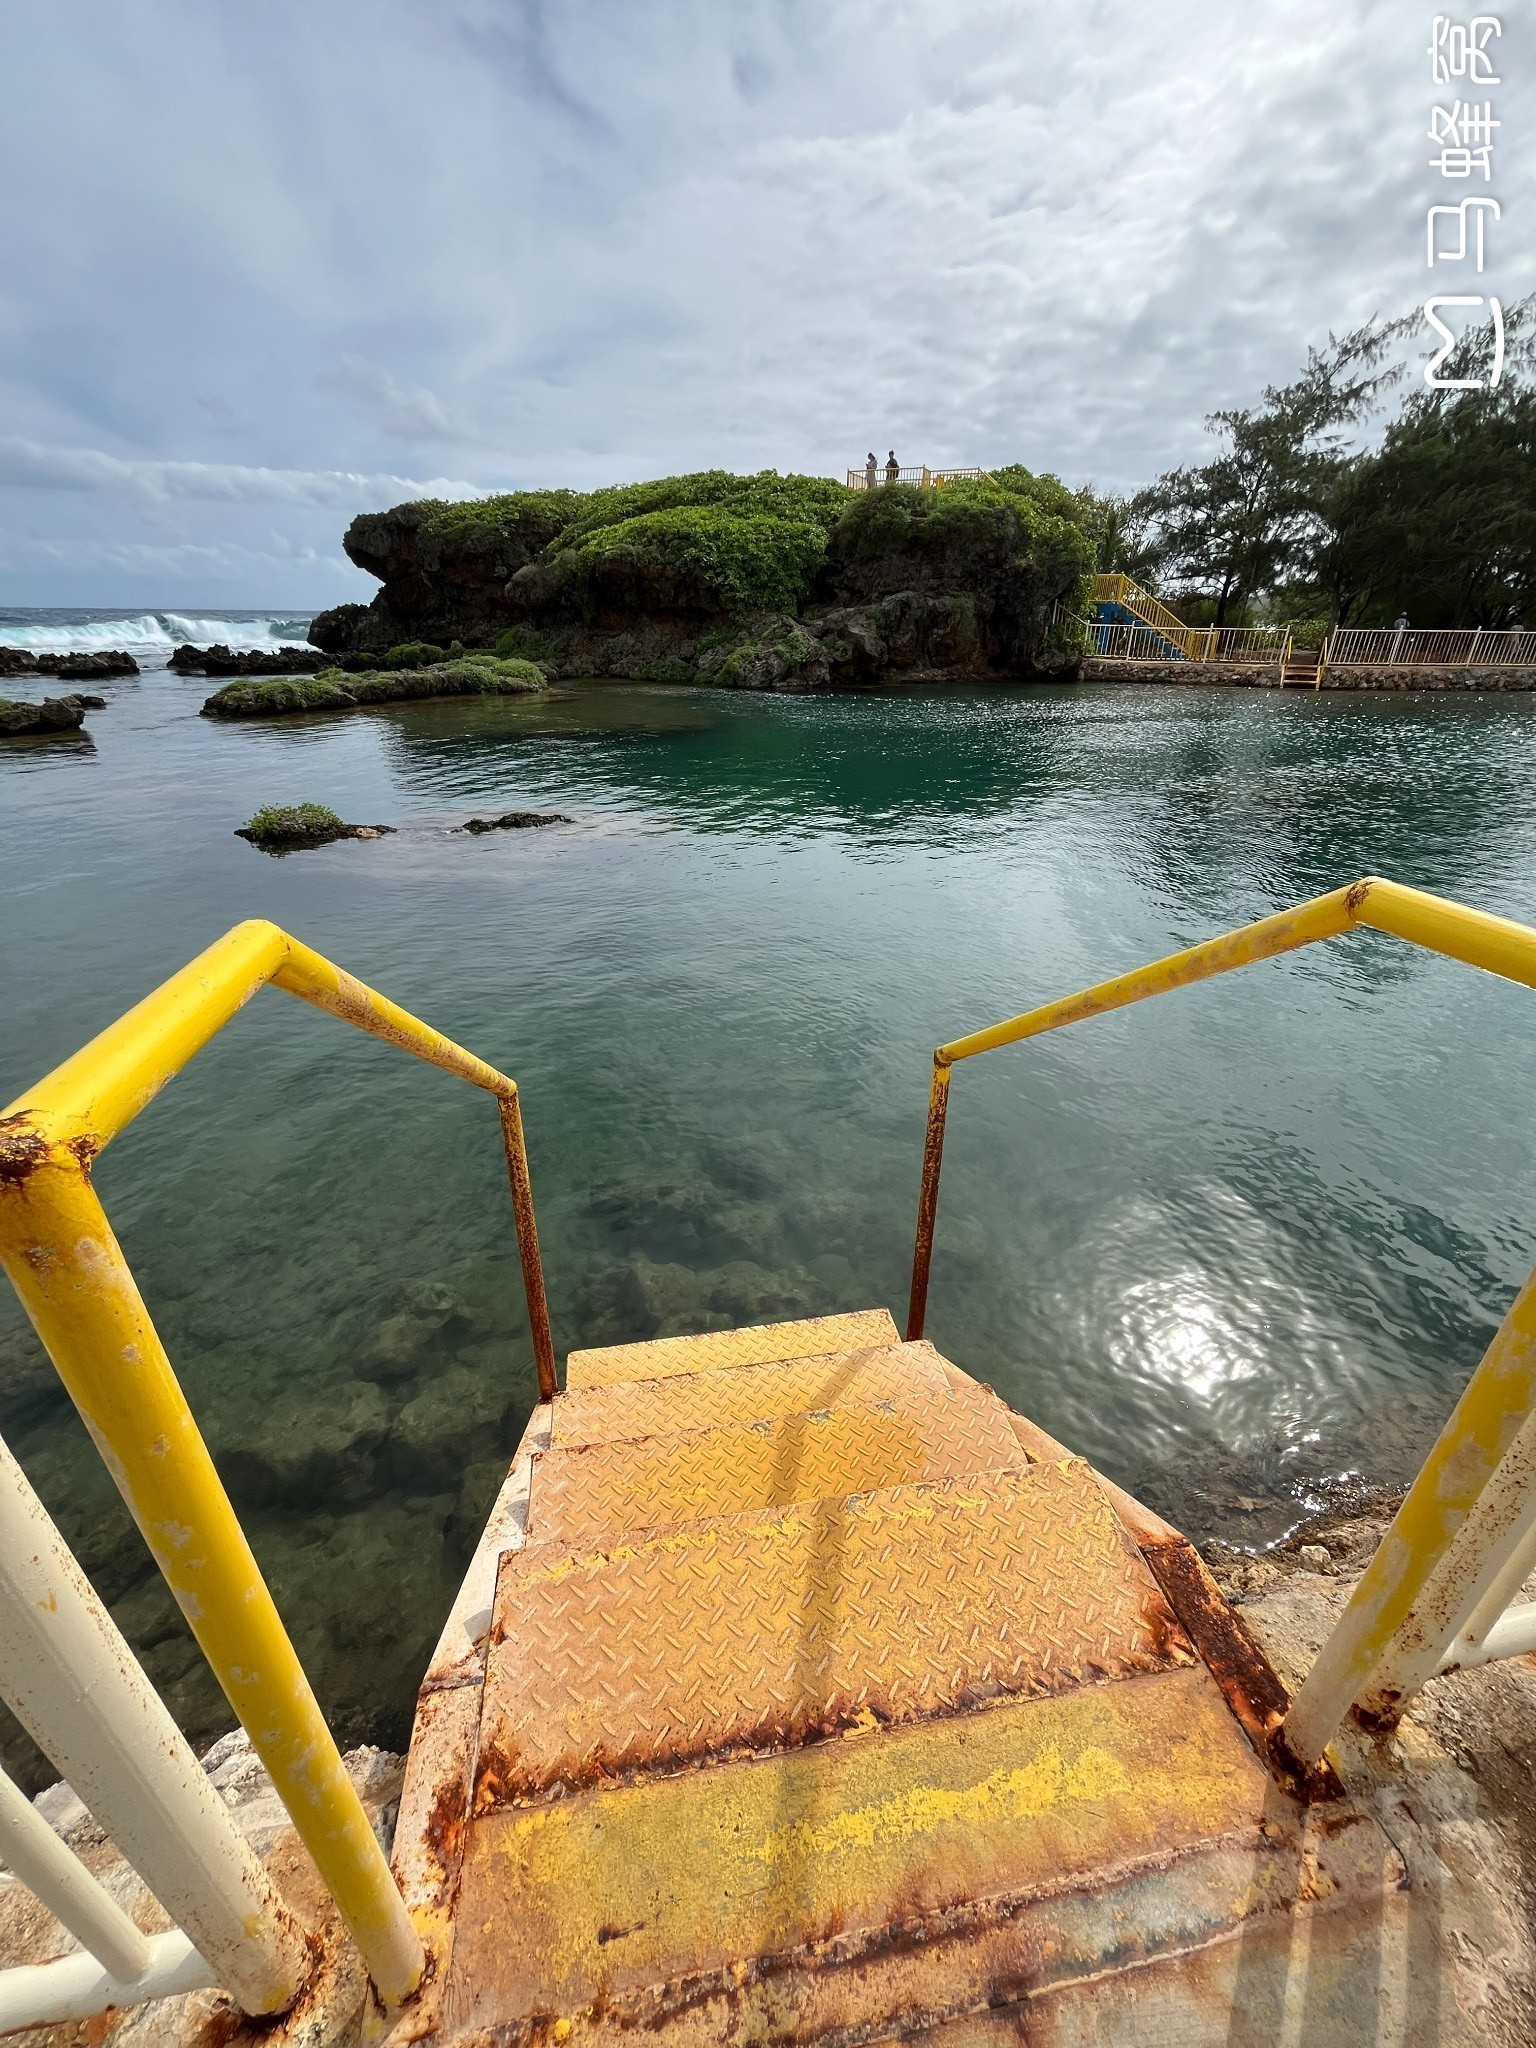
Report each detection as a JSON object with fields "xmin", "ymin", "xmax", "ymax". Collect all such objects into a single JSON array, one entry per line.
[
  {"xmin": 450, "ymin": 1668, "xmax": 1268, "ymax": 2023},
  {"xmin": 0, "ymin": 919, "xmax": 553, "ymax": 2009},
  {"xmin": 754, "ymin": 1742, "xmax": 1130, "ymax": 1865}
]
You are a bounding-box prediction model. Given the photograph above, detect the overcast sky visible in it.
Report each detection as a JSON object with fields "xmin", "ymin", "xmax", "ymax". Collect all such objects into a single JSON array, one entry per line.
[{"xmin": 1, "ymin": 0, "xmax": 1528, "ymax": 607}]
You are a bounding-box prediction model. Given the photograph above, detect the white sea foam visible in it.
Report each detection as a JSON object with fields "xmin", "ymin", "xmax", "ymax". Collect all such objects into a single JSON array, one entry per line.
[{"xmin": 0, "ymin": 612, "xmax": 316, "ymax": 654}]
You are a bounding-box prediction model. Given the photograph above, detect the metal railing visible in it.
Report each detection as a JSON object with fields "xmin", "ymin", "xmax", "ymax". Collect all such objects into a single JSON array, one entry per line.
[
  {"xmin": 1086, "ymin": 620, "xmax": 1292, "ymax": 666},
  {"xmin": 0, "ymin": 920, "xmax": 557, "ymax": 2028},
  {"xmin": 845, "ymin": 465, "xmax": 988, "ymax": 490},
  {"xmin": 1326, "ymin": 625, "xmax": 1536, "ymax": 668},
  {"xmin": 904, "ymin": 877, "xmax": 1536, "ymax": 1779}
]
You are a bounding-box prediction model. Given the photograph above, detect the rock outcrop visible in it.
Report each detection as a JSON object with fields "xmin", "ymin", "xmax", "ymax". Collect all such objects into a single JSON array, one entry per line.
[
  {"xmin": 309, "ymin": 471, "xmax": 1092, "ymax": 688},
  {"xmin": 169, "ymin": 643, "xmax": 321, "ymax": 677},
  {"xmin": 0, "ymin": 648, "xmax": 137, "ymax": 679},
  {"xmin": 201, "ymin": 655, "xmax": 545, "ymax": 720},
  {"xmin": 0, "ymin": 692, "xmax": 105, "ymax": 736}
]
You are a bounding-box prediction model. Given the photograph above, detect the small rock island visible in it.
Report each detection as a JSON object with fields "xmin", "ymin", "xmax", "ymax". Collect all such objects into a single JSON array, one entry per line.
[{"xmin": 306, "ymin": 468, "xmax": 1091, "ymax": 690}]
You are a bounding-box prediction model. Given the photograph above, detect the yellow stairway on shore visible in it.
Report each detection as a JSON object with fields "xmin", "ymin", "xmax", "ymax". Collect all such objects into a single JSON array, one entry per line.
[{"xmin": 388, "ymin": 1310, "xmax": 1403, "ymax": 2048}]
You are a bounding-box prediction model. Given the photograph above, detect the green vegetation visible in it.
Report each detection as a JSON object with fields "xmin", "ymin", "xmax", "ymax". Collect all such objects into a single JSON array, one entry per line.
[
  {"xmin": 384, "ymin": 642, "xmax": 448, "ymax": 668},
  {"xmin": 242, "ymin": 803, "xmax": 344, "ymax": 839},
  {"xmin": 409, "ymin": 471, "xmax": 859, "ymax": 618},
  {"xmin": 1111, "ymin": 299, "xmax": 1536, "ymax": 628},
  {"xmin": 827, "ymin": 475, "xmax": 1094, "ymax": 609},
  {"xmin": 203, "ymin": 657, "xmax": 546, "ymax": 721}
]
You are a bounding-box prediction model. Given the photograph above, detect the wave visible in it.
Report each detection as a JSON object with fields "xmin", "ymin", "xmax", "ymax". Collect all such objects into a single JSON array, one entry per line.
[{"xmin": 0, "ymin": 612, "xmax": 317, "ymax": 654}]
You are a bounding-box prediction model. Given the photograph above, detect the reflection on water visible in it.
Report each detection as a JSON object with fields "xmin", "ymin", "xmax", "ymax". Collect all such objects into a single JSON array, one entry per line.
[{"xmin": 2, "ymin": 672, "xmax": 1535, "ymax": 1783}]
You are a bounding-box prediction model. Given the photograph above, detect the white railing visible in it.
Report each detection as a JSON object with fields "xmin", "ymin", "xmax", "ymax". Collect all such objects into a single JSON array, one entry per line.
[
  {"xmin": 1081, "ymin": 619, "xmax": 1291, "ymax": 665},
  {"xmin": 0, "ymin": 1437, "xmax": 309, "ymax": 2033},
  {"xmin": 845, "ymin": 465, "xmax": 988, "ymax": 490},
  {"xmin": 1327, "ymin": 626, "xmax": 1536, "ymax": 667}
]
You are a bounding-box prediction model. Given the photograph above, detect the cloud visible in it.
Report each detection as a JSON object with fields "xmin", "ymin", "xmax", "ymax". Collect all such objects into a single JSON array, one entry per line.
[
  {"xmin": 0, "ymin": 0, "xmax": 1530, "ymax": 602},
  {"xmin": 0, "ymin": 438, "xmax": 485, "ymax": 507},
  {"xmin": 314, "ymin": 355, "xmax": 468, "ymax": 442}
]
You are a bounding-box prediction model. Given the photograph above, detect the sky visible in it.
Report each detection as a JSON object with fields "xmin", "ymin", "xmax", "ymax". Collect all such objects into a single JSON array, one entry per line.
[{"xmin": 0, "ymin": 0, "xmax": 1529, "ymax": 607}]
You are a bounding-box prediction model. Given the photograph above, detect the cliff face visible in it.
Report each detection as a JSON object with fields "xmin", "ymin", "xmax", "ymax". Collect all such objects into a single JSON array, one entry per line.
[{"xmin": 309, "ymin": 473, "xmax": 1091, "ymax": 687}]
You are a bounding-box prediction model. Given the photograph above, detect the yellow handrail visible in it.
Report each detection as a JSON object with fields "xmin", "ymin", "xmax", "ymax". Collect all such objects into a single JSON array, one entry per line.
[
  {"xmin": 905, "ymin": 877, "xmax": 1536, "ymax": 1776},
  {"xmin": 1089, "ymin": 572, "xmax": 1203, "ymax": 657},
  {"xmin": 0, "ymin": 920, "xmax": 558, "ymax": 2007}
]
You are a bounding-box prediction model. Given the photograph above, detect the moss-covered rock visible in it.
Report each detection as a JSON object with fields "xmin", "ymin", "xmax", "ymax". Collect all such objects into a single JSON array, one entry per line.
[
  {"xmin": 202, "ymin": 657, "xmax": 545, "ymax": 721},
  {"xmin": 307, "ymin": 465, "xmax": 1094, "ymax": 685}
]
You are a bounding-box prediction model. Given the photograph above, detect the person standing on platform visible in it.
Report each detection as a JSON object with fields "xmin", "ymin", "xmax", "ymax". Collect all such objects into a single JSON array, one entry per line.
[
  {"xmin": 886, "ymin": 450, "xmax": 900, "ymax": 484},
  {"xmin": 865, "ymin": 452, "xmax": 877, "ymax": 488}
]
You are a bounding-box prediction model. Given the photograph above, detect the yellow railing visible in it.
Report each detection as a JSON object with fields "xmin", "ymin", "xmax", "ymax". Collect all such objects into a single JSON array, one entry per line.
[
  {"xmin": 1089, "ymin": 572, "xmax": 1208, "ymax": 658},
  {"xmin": 905, "ymin": 877, "xmax": 1536, "ymax": 1776},
  {"xmin": 0, "ymin": 920, "xmax": 558, "ymax": 2008}
]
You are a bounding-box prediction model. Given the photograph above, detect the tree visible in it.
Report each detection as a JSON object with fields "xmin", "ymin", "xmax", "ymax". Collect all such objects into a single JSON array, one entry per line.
[{"xmin": 1134, "ymin": 319, "xmax": 1412, "ymax": 624}]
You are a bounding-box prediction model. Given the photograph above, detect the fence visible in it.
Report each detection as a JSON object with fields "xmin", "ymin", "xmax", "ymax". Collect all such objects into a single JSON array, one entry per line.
[
  {"xmin": 0, "ymin": 921, "xmax": 557, "ymax": 2031},
  {"xmin": 1326, "ymin": 626, "xmax": 1536, "ymax": 667},
  {"xmin": 845, "ymin": 465, "xmax": 989, "ymax": 489},
  {"xmin": 904, "ymin": 876, "xmax": 1536, "ymax": 1782},
  {"xmin": 1086, "ymin": 620, "xmax": 1291, "ymax": 665}
]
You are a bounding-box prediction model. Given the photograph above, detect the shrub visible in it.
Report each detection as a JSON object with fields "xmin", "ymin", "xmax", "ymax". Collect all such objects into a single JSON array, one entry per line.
[
  {"xmin": 239, "ymin": 803, "xmax": 344, "ymax": 845},
  {"xmin": 384, "ymin": 642, "xmax": 447, "ymax": 668},
  {"xmin": 642, "ymin": 656, "xmax": 693, "ymax": 683},
  {"xmin": 494, "ymin": 626, "xmax": 552, "ymax": 661}
]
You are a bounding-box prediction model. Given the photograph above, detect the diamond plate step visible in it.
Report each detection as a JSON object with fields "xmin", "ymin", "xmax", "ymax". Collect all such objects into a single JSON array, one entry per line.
[
  {"xmin": 566, "ymin": 1308, "xmax": 901, "ymax": 1391},
  {"xmin": 551, "ymin": 1339, "xmax": 958, "ymax": 1450},
  {"xmin": 477, "ymin": 1461, "xmax": 1192, "ymax": 1804},
  {"xmin": 443, "ymin": 1665, "xmax": 1291, "ymax": 2040},
  {"xmin": 527, "ymin": 1390, "xmax": 1026, "ymax": 1548}
]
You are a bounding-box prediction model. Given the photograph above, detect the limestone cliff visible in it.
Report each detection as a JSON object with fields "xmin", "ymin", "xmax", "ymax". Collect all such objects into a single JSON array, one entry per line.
[{"xmin": 310, "ymin": 469, "xmax": 1092, "ymax": 688}]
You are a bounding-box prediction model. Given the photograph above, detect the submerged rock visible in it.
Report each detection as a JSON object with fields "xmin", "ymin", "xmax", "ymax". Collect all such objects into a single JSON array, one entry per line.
[
  {"xmin": 0, "ymin": 692, "xmax": 104, "ymax": 736},
  {"xmin": 459, "ymin": 811, "xmax": 572, "ymax": 833}
]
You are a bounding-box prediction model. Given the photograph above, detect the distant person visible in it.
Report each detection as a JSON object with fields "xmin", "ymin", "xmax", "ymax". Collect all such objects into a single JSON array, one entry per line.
[
  {"xmin": 886, "ymin": 449, "xmax": 900, "ymax": 483},
  {"xmin": 1393, "ymin": 613, "xmax": 1410, "ymax": 630},
  {"xmin": 865, "ymin": 452, "xmax": 877, "ymax": 489}
]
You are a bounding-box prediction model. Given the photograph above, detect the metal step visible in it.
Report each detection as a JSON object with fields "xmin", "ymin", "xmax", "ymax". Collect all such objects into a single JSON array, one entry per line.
[
  {"xmin": 526, "ymin": 1388, "xmax": 1026, "ymax": 1547},
  {"xmin": 551, "ymin": 1338, "xmax": 954, "ymax": 1450},
  {"xmin": 565, "ymin": 1308, "xmax": 901, "ymax": 1390},
  {"xmin": 476, "ymin": 1460, "xmax": 1193, "ymax": 1805}
]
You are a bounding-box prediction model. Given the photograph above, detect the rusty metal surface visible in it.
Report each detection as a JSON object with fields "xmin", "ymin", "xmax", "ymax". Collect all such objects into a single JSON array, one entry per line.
[
  {"xmin": 527, "ymin": 1392, "xmax": 1027, "ymax": 1547},
  {"xmin": 477, "ymin": 1461, "xmax": 1192, "ymax": 1804},
  {"xmin": 442, "ymin": 1665, "xmax": 1278, "ymax": 2037},
  {"xmin": 550, "ymin": 1340, "xmax": 953, "ymax": 1450},
  {"xmin": 565, "ymin": 1309, "xmax": 901, "ymax": 1390},
  {"xmin": 905, "ymin": 1057, "xmax": 951, "ymax": 1342},
  {"xmin": 499, "ymin": 1094, "xmax": 557, "ymax": 1402}
]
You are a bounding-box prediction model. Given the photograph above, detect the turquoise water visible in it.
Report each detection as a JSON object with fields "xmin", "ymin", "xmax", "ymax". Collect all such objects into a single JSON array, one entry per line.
[{"xmin": 4, "ymin": 655, "xmax": 1536, "ymax": 1775}]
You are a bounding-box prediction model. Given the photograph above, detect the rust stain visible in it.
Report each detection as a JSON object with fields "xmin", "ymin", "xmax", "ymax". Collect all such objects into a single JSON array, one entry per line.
[
  {"xmin": 1142, "ymin": 1538, "xmax": 1342, "ymax": 1802},
  {"xmin": 0, "ymin": 1114, "xmax": 50, "ymax": 1188},
  {"xmin": 1344, "ymin": 877, "xmax": 1374, "ymax": 917},
  {"xmin": 424, "ymin": 1770, "xmax": 469, "ymax": 1876}
]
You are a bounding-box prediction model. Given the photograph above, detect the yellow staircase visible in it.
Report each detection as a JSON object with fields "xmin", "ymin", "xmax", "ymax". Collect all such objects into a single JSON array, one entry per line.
[
  {"xmin": 391, "ymin": 1310, "xmax": 1400, "ymax": 2047},
  {"xmin": 1090, "ymin": 572, "xmax": 1205, "ymax": 659}
]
